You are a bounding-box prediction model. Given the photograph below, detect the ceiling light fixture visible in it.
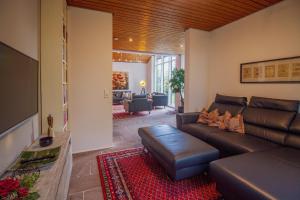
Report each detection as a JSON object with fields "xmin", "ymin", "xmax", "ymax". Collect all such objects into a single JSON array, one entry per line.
[
  {"xmin": 114, "ymin": 37, "xmax": 119, "ymax": 41},
  {"xmin": 180, "ymin": 44, "xmax": 184, "ymax": 48},
  {"xmin": 129, "ymin": 38, "xmax": 133, "ymax": 42}
]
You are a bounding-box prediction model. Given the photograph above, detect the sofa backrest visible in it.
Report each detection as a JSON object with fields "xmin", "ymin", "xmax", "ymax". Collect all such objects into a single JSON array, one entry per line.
[
  {"xmin": 243, "ymin": 96, "xmax": 298, "ymax": 144},
  {"xmin": 208, "ymin": 94, "xmax": 247, "ymax": 115},
  {"xmin": 285, "ymin": 114, "xmax": 300, "ymax": 149},
  {"xmin": 132, "ymin": 94, "xmax": 147, "ymax": 99}
]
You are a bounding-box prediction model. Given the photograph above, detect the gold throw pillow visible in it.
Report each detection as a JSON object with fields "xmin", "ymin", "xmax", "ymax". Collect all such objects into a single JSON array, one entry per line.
[
  {"xmin": 207, "ymin": 109, "xmax": 220, "ymax": 127},
  {"xmin": 197, "ymin": 108, "xmax": 209, "ymax": 124},
  {"xmin": 228, "ymin": 114, "xmax": 245, "ymax": 134}
]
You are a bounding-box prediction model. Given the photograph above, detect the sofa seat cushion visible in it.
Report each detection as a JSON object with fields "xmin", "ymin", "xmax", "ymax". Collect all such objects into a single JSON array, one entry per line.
[
  {"xmin": 205, "ymin": 131, "xmax": 279, "ymax": 154},
  {"xmin": 182, "ymin": 123, "xmax": 279, "ymax": 154},
  {"xmin": 181, "ymin": 123, "xmax": 224, "ymax": 141},
  {"xmin": 210, "ymin": 148, "xmax": 300, "ymax": 200}
]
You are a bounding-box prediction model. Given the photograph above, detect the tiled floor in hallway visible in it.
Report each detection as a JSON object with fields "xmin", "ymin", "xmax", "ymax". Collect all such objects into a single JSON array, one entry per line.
[{"xmin": 68, "ymin": 108, "xmax": 176, "ymax": 200}]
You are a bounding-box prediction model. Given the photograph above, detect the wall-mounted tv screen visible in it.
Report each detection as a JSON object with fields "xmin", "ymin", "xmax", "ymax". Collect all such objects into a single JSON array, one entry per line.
[{"xmin": 0, "ymin": 42, "xmax": 38, "ymax": 135}]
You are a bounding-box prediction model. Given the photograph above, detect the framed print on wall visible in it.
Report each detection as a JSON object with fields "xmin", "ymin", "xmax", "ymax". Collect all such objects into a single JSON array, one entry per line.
[
  {"xmin": 240, "ymin": 56, "xmax": 300, "ymax": 83},
  {"xmin": 112, "ymin": 71, "xmax": 129, "ymax": 90}
]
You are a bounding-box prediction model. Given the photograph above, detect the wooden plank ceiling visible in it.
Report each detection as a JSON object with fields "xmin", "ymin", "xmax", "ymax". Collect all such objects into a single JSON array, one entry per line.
[
  {"xmin": 67, "ymin": 0, "xmax": 282, "ymax": 54},
  {"xmin": 113, "ymin": 52, "xmax": 151, "ymax": 63}
]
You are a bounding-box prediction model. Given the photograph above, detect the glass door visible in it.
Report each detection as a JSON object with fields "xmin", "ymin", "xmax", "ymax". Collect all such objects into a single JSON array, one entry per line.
[{"xmin": 153, "ymin": 55, "xmax": 177, "ymax": 107}]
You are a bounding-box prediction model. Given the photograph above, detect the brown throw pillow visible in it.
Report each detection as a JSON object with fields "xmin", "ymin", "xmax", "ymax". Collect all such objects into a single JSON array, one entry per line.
[
  {"xmin": 228, "ymin": 114, "xmax": 245, "ymax": 134},
  {"xmin": 207, "ymin": 109, "xmax": 220, "ymax": 127},
  {"xmin": 197, "ymin": 108, "xmax": 209, "ymax": 124},
  {"xmin": 218, "ymin": 111, "xmax": 232, "ymax": 130}
]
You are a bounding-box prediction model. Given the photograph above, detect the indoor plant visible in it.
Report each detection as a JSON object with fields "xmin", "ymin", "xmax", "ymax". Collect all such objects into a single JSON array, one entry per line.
[{"xmin": 169, "ymin": 68, "xmax": 184, "ymax": 113}]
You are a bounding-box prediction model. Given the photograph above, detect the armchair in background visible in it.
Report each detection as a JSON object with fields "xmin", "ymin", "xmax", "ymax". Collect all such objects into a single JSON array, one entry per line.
[
  {"xmin": 152, "ymin": 92, "xmax": 168, "ymax": 109},
  {"xmin": 113, "ymin": 91, "xmax": 131, "ymax": 105},
  {"xmin": 124, "ymin": 94, "xmax": 152, "ymax": 114}
]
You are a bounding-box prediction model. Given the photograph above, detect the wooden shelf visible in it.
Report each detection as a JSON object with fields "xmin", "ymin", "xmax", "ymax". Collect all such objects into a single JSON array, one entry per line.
[{"xmin": 31, "ymin": 132, "xmax": 72, "ymax": 200}]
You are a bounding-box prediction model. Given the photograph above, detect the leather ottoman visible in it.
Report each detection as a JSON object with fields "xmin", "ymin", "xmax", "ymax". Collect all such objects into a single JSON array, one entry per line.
[{"xmin": 138, "ymin": 125, "xmax": 219, "ymax": 180}]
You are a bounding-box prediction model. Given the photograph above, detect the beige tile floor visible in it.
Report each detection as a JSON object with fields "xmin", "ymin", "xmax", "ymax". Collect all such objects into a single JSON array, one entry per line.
[{"xmin": 68, "ymin": 108, "xmax": 176, "ymax": 200}]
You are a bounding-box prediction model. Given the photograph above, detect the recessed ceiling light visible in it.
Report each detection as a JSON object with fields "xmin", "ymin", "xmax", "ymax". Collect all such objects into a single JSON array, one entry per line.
[
  {"xmin": 180, "ymin": 44, "xmax": 184, "ymax": 48},
  {"xmin": 129, "ymin": 38, "xmax": 133, "ymax": 42},
  {"xmin": 114, "ymin": 37, "xmax": 119, "ymax": 41}
]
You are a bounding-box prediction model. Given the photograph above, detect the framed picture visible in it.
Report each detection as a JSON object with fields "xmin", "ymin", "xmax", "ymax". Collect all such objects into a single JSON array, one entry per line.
[
  {"xmin": 112, "ymin": 71, "xmax": 129, "ymax": 90},
  {"xmin": 240, "ymin": 56, "xmax": 300, "ymax": 83}
]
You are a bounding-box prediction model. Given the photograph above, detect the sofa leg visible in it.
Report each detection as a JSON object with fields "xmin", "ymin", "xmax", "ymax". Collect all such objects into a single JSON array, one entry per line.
[{"xmin": 143, "ymin": 146, "xmax": 148, "ymax": 153}]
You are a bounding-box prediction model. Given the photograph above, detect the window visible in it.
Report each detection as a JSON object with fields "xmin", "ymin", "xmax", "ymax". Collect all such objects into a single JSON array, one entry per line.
[{"xmin": 153, "ymin": 55, "xmax": 177, "ymax": 107}]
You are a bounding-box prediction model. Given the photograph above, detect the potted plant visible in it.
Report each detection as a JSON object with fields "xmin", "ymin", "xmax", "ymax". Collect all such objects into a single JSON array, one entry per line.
[{"xmin": 169, "ymin": 68, "xmax": 184, "ymax": 113}]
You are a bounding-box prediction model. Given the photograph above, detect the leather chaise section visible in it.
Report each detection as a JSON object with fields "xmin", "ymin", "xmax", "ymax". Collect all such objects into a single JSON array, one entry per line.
[
  {"xmin": 210, "ymin": 148, "xmax": 300, "ymax": 200},
  {"xmin": 174, "ymin": 95, "xmax": 300, "ymax": 200}
]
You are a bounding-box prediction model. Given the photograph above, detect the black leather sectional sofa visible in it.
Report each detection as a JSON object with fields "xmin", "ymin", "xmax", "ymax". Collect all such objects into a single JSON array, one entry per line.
[{"xmin": 177, "ymin": 94, "xmax": 300, "ymax": 200}]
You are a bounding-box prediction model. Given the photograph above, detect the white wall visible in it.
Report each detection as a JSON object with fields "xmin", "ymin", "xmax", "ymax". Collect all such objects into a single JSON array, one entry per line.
[
  {"xmin": 208, "ymin": 0, "xmax": 300, "ymax": 103},
  {"xmin": 185, "ymin": 0, "xmax": 300, "ymax": 111},
  {"xmin": 68, "ymin": 7, "xmax": 113, "ymax": 153},
  {"xmin": 184, "ymin": 29, "xmax": 210, "ymax": 112},
  {"xmin": 0, "ymin": 0, "xmax": 40, "ymax": 174},
  {"xmin": 113, "ymin": 62, "xmax": 147, "ymax": 94}
]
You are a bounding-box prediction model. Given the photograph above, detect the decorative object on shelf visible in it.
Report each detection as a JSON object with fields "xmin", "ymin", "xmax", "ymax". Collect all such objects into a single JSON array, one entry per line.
[
  {"xmin": 0, "ymin": 169, "xmax": 40, "ymax": 200},
  {"xmin": 39, "ymin": 115, "xmax": 54, "ymax": 147},
  {"xmin": 47, "ymin": 115, "xmax": 54, "ymax": 138},
  {"xmin": 10, "ymin": 147, "xmax": 61, "ymax": 170},
  {"xmin": 39, "ymin": 137, "xmax": 53, "ymax": 147},
  {"xmin": 240, "ymin": 56, "xmax": 300, "ymax": 83},
  {"xmin": 169, "ymin": 68, "xmax": 185, "ymax": 113},
  {"xmin": 139, "ymin": 80, "xmax": 146, "ymax": 94},
  {"xmin": 112, "ymin": 71, "xmax": 129, "ymax": 90}
]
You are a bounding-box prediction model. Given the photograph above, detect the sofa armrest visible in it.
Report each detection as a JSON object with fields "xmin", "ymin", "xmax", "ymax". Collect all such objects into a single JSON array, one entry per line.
[{"xmin": 176, "ymin": 112, "xmax": 200, "ymax": 130}]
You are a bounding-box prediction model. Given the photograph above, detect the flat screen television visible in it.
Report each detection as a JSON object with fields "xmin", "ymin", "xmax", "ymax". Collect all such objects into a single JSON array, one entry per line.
[{"xmin": 0, "ymin": 42, "xmax": 38, "ymax": 135}]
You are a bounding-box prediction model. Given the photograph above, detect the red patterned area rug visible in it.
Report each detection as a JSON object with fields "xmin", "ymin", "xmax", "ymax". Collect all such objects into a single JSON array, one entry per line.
[
  {"xmin": 113, "ymin": 112, "xmax": 148, "ymax": 120},
  {"xmin": 97, "ymin": 148, "xmax": 221, "ymax": 200},
  {"xmin": 112, "ymin": 105, "xmax": 148, "ymax": 120}
]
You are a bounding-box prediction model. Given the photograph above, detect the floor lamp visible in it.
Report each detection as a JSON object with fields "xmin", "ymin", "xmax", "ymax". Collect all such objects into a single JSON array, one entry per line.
[{"xmin": 139, "ymin": 80, "xmax": 146, "ymax": 94}]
